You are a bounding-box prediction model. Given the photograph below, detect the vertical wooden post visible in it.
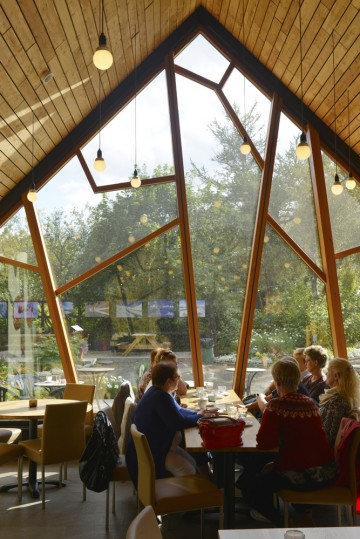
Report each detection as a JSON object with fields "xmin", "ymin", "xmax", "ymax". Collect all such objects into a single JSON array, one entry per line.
[
  {"xmin": 23, "ymin": 194, "xmax": 78, "ymax": 382},
  {"xmin": 234, "ymin": 94, "xmax": 282, "ymax": 396},
  {"xmin": 308, "ymin": 126, "xmax": 347, "ymax": 357},
  {"xmin": 165, "ymin": 54, "xmax": 203, "ymax": 385}
]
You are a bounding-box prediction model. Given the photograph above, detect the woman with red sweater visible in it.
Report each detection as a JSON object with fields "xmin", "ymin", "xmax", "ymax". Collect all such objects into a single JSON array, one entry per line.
[{"xmin": 242, "ymin": 357, "xmax": 337, "ymax": 526}]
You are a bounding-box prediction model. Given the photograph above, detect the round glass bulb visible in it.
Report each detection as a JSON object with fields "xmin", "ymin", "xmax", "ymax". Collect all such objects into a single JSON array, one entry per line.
[
  {"xmin": 94, "ymin": 149, "xmax": 106, "ymax": 172},
  {"xmin": 296, "ymin": 132, "xmax": 311, "ymax": 160},
  {"xmin": 140, "ymin": 214, "xmax": 148, "ymax": 224},
  {"xmin": 93, "ymin": 34, "xmax": 113, "ymax": 70},
  {"xmin": 131, "ymin": 175, "xmax": 141, "ymax": 188},
  {"xmin": 240, "ymin": 135, "xmax": 251, "ymax": 155},
  {"xmin": 27, "ymin": 188, "xmax": 38, "ymax": 202},
  {"xmin": 331, "ymin": 176, "xmax": 343, "ymax": 195},
  {"xmin": 345, "ymin": 173, "xmax": 356, "ymax": 190}
]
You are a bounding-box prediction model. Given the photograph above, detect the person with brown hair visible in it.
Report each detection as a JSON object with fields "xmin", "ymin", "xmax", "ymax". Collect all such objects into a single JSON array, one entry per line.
[
  {"xmin": 126, "ymin": 361, "xmax": 203, "ymax": 485},
  {"xmin": 136, "ymin": 347, "xmax": 187, "ymax": 401},
  {"xmin": 302, "ymin": 345, "xmax": 329, "ymax": 402}
]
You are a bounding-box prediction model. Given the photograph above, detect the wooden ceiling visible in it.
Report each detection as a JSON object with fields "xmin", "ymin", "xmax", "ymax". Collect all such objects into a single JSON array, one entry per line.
[{"xmin": 0, "ymin": 0, "xmax": 359, "ymax": 210}]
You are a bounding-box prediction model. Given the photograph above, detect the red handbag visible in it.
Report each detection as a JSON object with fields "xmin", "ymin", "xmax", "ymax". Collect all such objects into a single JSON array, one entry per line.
[{"xmin": 197, "ymin": 416, "xmax": 246, "ymax": 449}]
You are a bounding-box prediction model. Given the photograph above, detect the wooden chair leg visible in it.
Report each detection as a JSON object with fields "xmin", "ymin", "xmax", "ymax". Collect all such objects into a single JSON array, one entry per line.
[
  {"xmin": 41, "ymin": 464, "xmax": 46, "ymax": 509},
  {"xmin": 112, "ymin": 481, "xmax": 116, "ymax": 513},
  {"xmin": 17, "ymin": 456, "xmax": 23, "ymax": 503},
  {"xmin": 283, "ymin": 501, "xmax": 289, "ymax": 527},
  {"xmin": 106, "ymin": 486, "xmax": 110, "ymax": 530}
]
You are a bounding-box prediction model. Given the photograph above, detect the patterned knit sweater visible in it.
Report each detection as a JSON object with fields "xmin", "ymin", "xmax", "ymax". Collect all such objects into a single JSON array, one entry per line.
[{"xmin": 257, "ymin": 392, "xmax": 334, "ymax": 471}]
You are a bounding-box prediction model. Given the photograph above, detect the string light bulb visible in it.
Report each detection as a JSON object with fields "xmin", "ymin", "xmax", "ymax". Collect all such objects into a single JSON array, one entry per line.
[
  {"xmin": 240, "ymin": 135, "xmax": 251, "ymax": 155},
  {"xmin": 93, "ymin": 0, "xmax": 113, "ymax": 70},
  {"xmin": 331, "ymin": 174, "xmax": 343, "ymax": 195}
]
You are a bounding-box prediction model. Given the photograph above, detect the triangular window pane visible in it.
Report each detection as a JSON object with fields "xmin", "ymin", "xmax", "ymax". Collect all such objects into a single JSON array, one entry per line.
[
  {"xmin": 269, "ymin": 113, "xmax": 322, "ymax": 269},
  {"xmin": 81, "ymin": 71, "xmax": 173, "ymax": 186},
  {"xmin": 250, "ymin": 226, "xmax": 332, "ymax": 357},
  {"xmin": 323, "ymin": 151, "xmax": 360, "ymax": 254},
  {"xmin": 0, "ymin": 207, "xmax": 37, "ymax": 266},
  {"xmin": 37, "ymin": 156, "xmax": 178, "ymax": 288},
  {"xmin": 175, "ymin": 34, "xmax": 230, "ymax": 83},
  {"xmin": 223, "ymin": 68, "xmax": 271, "ymax": 159}
]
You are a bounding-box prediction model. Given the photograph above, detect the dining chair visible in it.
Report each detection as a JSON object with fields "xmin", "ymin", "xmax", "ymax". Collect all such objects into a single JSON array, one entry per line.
[
  {"xmin": 0, "ymin": 442, "xmax": 25, "ymax": 502},
  {"xmin": 125, "ymin": 505, "xmax": 162, "ymax": 539},
  {"xmin": 18, "ymin": 400, "xmax": 88, "ymax": 509},
  {"xmin": 104, "ymin": 397, "xmax": 136, "ymax": 530},
  {"xmin": 0, "ymin": 427, "xmax": 22, "ymax": 444},
  {"xmin": 130, "ymin": 424, "xmax": 224, "ymax": 539},
  {"xmin": 277, "ymin": 423, "xmax": 360, "ymax": 526}
]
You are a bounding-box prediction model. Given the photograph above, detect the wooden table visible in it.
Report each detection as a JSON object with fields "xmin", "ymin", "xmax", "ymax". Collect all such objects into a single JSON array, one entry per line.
[
  {"xmin": 34, "ymin": 380, "xmax": 67, "ymax": 397},
  {"xmin": 120, "ymin": 333, "xmax": 160, "ymax": 356},
  {"xmin": 219, "ymin": 528, "xmax": 360, "ymax": 539},
  {"xmin": 182, "ymin": 389, "xmax": 271, "ymax": 529},
  {"xmin": 0, "ymin": 399, "xmax": 92, "ymax": 498}
]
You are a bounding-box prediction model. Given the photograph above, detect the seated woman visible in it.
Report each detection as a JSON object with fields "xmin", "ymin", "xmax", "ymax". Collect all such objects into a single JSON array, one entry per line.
[
  {"xmin": 319, "ymin": 358, "xmax": 360, "ymax": 449},
  {"xmin": 302, "ymin": 344, "xmax": 329, "ymax": 402},
  {"xmin": 136, "ymin": 348, "xmax": 188, "ymax": 402},
  {"xmin": 126, "ymin": 361, "xmax": 203, "ymax": 486},
  {"xmin": 242, "ymin": 357, "xmax": 337, "ymax": 526}
]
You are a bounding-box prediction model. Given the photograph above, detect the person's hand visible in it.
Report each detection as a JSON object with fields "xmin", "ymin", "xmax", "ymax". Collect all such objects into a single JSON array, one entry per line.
[
  {"xmin": 256, "ymin": 393, "xmax": 268, "ymax": 412},
  {"xmin": 180, "ymin": 403, "xmax": 188, "ymax": 408}
]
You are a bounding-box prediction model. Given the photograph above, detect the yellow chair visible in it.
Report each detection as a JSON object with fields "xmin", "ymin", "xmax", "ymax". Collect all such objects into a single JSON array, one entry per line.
[
  {"xmin": 277, "ymin": 426, "xmax": 360, "ymax": 526},
  {"xmin": 130, "ymin": 424, "xmax": 224, "ymax": 538},
  {"xmin": 126, "ymin": 505, "xmax": 162, "ymax": 539},
  {"xmin": 103, "ymin": 401, "xmax": 135, "ymax": 530},
  {"xmin": 19, "ymin": 400, "xmax": 88, "ymax": 509},
  {"xmin": 37, "ymin": 383, "xmax": 95, "ymax": 438},
  {"xmin": 0, "ymin": 442, "xmax": 24, "ymax": 501}
]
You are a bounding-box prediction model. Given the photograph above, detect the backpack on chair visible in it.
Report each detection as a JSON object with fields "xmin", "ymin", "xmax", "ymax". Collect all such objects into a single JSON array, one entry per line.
[{"xmin": 79, "ymin": 410, "xmax": 120, "ymax": 492}]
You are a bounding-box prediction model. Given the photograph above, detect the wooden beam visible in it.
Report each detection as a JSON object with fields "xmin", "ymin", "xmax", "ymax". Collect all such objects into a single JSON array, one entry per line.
[
  {"xmin": 22, "ymin": 194, "xmax": 78, "ymax": 383},
  {"xmin": 165, "ymin": 53, "xmax": 204, "ymax": 387},
  {"xmin": 234, "ymin": 93, "xmax": 282, "ymax": 397},
  {"xmin": 308, "ymin": 125, "xmax": 347, "ymax": 357}
]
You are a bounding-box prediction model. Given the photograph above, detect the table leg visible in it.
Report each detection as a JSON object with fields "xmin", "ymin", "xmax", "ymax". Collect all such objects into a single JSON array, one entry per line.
[
  {"xmin": 212, "ymin": 452, "xmax": 235, "ymax": 529},
  {"xmin": 122, "ymin": 336, "xmax": 141, "ymax": 356},
  {"xmin": 27, "ymin": 419, "xmax": 40, "ymax": 498}
]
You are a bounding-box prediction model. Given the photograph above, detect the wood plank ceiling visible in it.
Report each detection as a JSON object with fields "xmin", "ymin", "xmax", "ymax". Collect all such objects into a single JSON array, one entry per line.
[{"xmin": 0, "ymin": 0, "xmax": 359, "ymax": 206}]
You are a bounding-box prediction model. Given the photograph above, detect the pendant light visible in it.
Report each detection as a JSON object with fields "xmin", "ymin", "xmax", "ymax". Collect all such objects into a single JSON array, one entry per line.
[
  {"xmin": 345, "ymin": 89, "xmax": 356, "ymax": 190},
  {"xmin": 240, "ymin": 0, "xmax": 251, "ymax": 156},
  {"xmin": 330, "ymin": 31, "xmax": 343, "ymax": 195},
  {"xmin": 94, "ymin": 75, "xmax": 106, "ymax": 172},
  {"xmin": 296, "ymin": 0, "xmax": 311, "ymax": 160},
  {"xmin": 93, "ymin": 0, "xmax": 113, "ymax": 71},
  {"xmin": 27, "ymin": 108, "xmax": 38, "ymax": 202},
  {"xmin": 130, "ymin": 30, "xmax": 141, "ymax": 188}
]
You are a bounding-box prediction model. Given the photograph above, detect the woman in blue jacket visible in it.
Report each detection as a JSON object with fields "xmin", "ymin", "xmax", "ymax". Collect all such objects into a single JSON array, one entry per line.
[{"xmin": 126, "ymin": 361, "xmax": 203, "ymax": 485}]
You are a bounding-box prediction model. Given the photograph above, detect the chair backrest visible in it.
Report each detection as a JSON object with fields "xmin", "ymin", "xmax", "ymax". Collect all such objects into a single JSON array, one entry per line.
[
  {"xmin": 42, "ymin": 401, "xmax": 88, "ymax": 465},
  {"xmin": 118, "ymin": 397, "xmax": 136, "ymax": 453},
  {"xmin": 125, "ymin": 505, "xmax": 162, "ymax": 539},
  {"xmin": 63, "ymin": 383, "xmax": 95, "ymax": 426},
  {"xmin": 335, "ymin": 417, "xmax": 360, "ymax": 497},
  {"xmin": 112, "ymin": 381, "xmax": 134, "ymax": 438},
  {"xmin": 130, "ymin": 424, "xmax": 156, "ymax": 507}
]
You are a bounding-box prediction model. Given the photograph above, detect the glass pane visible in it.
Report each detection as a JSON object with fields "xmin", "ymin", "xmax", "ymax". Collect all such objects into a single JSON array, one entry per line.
[
  {"xmin": 250, "ymin": 226, "xmax": 332, "ymax": 367},
  {"xmin": 37, "ymin": 156, "xmax": 178, "ymax": 287},
  {"xmin": 323, "ymin": 151, "xmax": 360, "ymax": 254},
  {"xmin": 58, "ymin": 227, "xmax": 191, "ymax": 403},
  {"xmin": 81, "ymin": 71, "xmax": 174, "ymax": 186},
  {"xmin": 0, "ymin": 207, "xmax": 37, "ymax": 266},
  {"xmin": 0, "ymin": 262, "xmax": 64, "ymax": 400},
  {"xmin": 336, "ymin": 253, "xmax": 360, "ymax": 358},
  {"xmin": 175, "ymin": 34, "xmax": 230, "ymax": 83},
  {"xmin": 177, "ymin": 72, "xmax": 262, "ymax": 383},
  {"xmin": 269, "ymin": 112, "xmax": 322, "ymax": 268},
  {"xmin": 223, "ymin": 67, "xmax": 271, "ymax": 158}
]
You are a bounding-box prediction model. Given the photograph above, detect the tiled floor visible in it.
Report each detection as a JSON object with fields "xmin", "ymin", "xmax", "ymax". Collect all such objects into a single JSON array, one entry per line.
[{"xmin": 0, "ymin": 459, "xmax": 358, "ymax": 539}]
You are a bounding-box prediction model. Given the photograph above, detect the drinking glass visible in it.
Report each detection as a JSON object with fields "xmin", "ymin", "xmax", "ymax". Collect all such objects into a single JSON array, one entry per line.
[{"xmin": 284, "ymin": 530, "xmax": 305, "ymax": 539}]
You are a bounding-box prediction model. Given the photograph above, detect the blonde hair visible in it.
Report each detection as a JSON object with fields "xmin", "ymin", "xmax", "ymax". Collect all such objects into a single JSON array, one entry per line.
[
  {"xmin": 327, "ymin": 358, "xmax": 360, "ymax": 409},
  {"xmin": 271, "ymin": 356, "xmax": 301, "ymax": 392},
  {"xmin": 150, "ymin": 348, "xmax": 161, "ymax": 366},
  {"xmin": 153, "ymin": 348, "xmax": 177, "ymax": 365}
]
